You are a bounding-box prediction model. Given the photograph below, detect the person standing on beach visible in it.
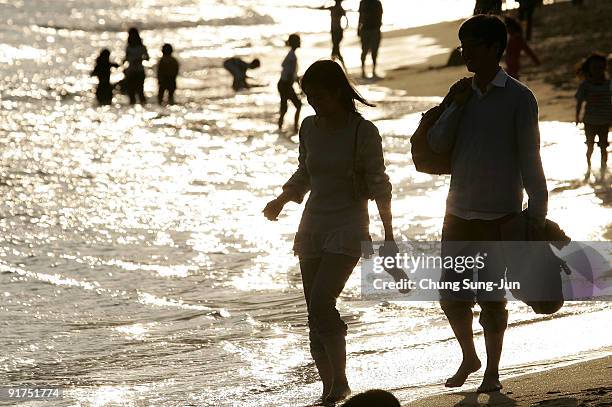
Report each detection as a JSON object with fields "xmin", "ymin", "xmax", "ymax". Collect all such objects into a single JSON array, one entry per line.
[
  {"xmin": 277, "ymin": 34, "xmax": 302, "ymax": 133},
  {"xmin": 504, "ymin": 17, "xmax": 540, "ymax": 80},
  {"xmin": 123, "ymin": 27, "xmax": 149, "ymax": 105},
  {"xmin": 317, "ymin": 0, "xmax": 347, "ymax": 66},
  {"xmin": 358, "ymin": 0, "xmax": 383, "ymax": 79},
  {"xmin": 517, "ymin": 0, "xmax": 541, "ymax": 41},
  {"xmin": 222, "ymin": 57, "xmax": 261, "ymax": 91},
  {"xmin": 474, "ymin": 0, "xmax": 502, "ymax": 15},
  {"xmin": 91, "ymin": 49, "xmax": 119, "ymax": 106},
  {"xmin": 157, "ymin": 44, "xmax": 179, "ymax": 105},
  {"xmin": 263, "ymin": 60, "xmax": 395, "ymax": 404},
  {"xmin": 575, "ymin": 52, "xmax": 611, "ymax": 180},
  {"xmin": 427, "ymin": 15, "xmax": 548, "ymax": 393}
]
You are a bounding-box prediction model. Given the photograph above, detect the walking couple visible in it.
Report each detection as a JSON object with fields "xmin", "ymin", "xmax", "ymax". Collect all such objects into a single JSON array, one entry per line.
[{"xmin": 263, "ymin": 15, "xmax": 548, "ymax": 404}]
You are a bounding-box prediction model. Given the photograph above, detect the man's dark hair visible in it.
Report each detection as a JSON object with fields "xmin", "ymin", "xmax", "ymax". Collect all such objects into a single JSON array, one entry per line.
[{"xmin": 459, "ymin": 15, "xmax": 507, "ymax": 60}]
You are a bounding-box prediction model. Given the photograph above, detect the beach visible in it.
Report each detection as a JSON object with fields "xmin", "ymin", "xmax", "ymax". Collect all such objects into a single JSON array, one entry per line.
[
  {"xmin": 0, "ymin": 1, "xmax": 610, "ymax": 406},
  {"xmin": 406, "ymin": 354, "xmax": 612, "ymax": 406},
  {"xmin": 375, "ymin": 1, "xmax": 612, "ymax": 122}
]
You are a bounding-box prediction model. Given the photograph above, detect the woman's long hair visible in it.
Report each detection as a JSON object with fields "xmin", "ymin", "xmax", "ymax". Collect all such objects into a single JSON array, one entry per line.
[
  {"xmin": 127, "ymin": 27, "xmax": 143, "ymax": 47},
  {"xmin": 300, "ymin": 60, "xmax": 374, "ymax": 113}
]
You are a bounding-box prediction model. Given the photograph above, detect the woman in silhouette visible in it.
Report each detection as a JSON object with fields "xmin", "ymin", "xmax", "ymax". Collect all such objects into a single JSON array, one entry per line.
[
  {"xmin": 124, "ymin": 27, "xmax": 149, "ymax": 105},
  {"xmin": 277, "ymin": 34, "xmax": 302, "ymax": 132},
  {"xmin": 263, "ymin": 60, "xmax": 395, "ymax": 404}
]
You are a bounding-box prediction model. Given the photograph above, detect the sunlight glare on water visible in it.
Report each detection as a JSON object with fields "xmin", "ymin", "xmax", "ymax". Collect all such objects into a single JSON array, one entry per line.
[{"xmin": 0, "ymin": 1, "xmax": 610, "ymax": 406}]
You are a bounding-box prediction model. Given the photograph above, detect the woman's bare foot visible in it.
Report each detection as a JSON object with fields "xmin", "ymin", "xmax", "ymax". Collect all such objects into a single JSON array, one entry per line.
[
  {"xmin": 324, "ymin": 380, "xmax": 351, "ymax": 404},
  {"xmin": 445, "ymin": 357, "xmax": 482, "ymax": 387},
  {"xmin": 477, "ymin": 372, "xmax": 503, "ymax": 393}
]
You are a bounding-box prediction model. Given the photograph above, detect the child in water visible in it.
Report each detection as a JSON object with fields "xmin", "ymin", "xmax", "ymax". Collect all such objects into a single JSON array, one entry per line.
[
  {"xmin": 157, "ymin": 44, "xmax": 179, "ymax": 105},
  {"xmin": 575, "ymin": 52, "xmax": 611, "ymax": 179},
  {"xmin": 91, "ymin": 49, "xmax": 119, "ymax": 105},
  {"xmin": 277, "ymin": 34, "xmax": 302, "ymax": 132}
]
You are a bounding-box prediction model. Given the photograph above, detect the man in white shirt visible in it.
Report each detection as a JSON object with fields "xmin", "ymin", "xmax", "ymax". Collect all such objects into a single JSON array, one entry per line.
[{"xmin": 427, "ymin": 15, "xmax": 547, "ymax": 393}]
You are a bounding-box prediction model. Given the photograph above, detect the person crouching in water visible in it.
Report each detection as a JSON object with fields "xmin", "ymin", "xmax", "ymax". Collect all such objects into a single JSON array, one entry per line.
[
  {"xmin": 278, "ymin": 34, "xmax": 302, "ymax": 133},
  {"xmin": 157, "ymin": 44, "xmax": 179, "ymax": 105},
  {"xmin": 263, "ymin": 60, "xmax": 395, "ymax": 404},
  {"xmin": 222, "ymin": 57, "xmax": 261, "ymax": 91},
  {"xmin": 91, "ymin": 49, "xmax": 119, "ymax": 106}
]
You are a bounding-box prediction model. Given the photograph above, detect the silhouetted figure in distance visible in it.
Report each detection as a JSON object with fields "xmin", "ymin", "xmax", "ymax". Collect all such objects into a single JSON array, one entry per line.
[
  {"xmin": 157, "ymin": 43, "xmax": 179, "ymax": 105},
  {"xmin": 504, "ymin": 17, "xmax": 540, "ymax": 80},
  {"xmin": 317, "ymin": 0, "xmax": 347, "ymax": 66},
  {"xmin": 575, "ymin": 52, "xmax": 611, "ymax": 180},
  {"xmin": 474, "ymin": 0, "xmax": 502, "ymax": 15},
  {"xmin": 277, "ymin": 34, "xmax": 302, "ymax": 132},
  {"xmin": 124, "ymin": 27, "xmax": 149, "ymax": 105},
  {"xmin": 91, "ymin": 49, "xmax": 119, "ymax": 105},
  {"xmin": 358, "ymin": 0, "xmax": 383, "ymax": 78},
  {"xmin": 517, "ymin": 0, "xmax": 541, "ymax": 41},
  {"xmin": 222, "ymin": 57, "xmax": 260, "ymax": 91}
]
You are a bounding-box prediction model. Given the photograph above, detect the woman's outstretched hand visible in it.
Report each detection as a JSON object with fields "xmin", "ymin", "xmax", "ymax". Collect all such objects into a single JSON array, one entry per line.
[{"xmin": 262, "ymin": 198, "xmax": 285, "ymax": 221}]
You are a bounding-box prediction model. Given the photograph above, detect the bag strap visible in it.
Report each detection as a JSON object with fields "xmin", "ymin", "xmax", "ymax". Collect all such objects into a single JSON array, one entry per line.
[{"xmin": 352, "ymin": 117, "xmax": 364, "ymax": 174}]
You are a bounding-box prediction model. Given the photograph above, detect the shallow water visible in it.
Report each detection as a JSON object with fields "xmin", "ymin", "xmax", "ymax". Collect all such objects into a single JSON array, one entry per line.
[{"xmin": 0, "ymin": 1, "xmax": 611, "ymax": 406}]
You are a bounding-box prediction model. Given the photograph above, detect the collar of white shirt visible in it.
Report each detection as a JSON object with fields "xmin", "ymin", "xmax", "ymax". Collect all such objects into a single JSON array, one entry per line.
[{"xmin": 471, "ymin": 68, "xmax": 509, "ymax": 98}]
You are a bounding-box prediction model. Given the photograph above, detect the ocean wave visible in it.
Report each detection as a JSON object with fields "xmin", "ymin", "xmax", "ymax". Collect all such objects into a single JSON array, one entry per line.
[{"xmin": 36, "ymin": 10, "xmax": 275, "ymax": 33}]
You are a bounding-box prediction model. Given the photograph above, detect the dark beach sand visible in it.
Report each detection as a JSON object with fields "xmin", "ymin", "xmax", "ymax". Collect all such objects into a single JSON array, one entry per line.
[{"xmin": 405, "ymin": 354, "xmax": 612, "ymax": 406}]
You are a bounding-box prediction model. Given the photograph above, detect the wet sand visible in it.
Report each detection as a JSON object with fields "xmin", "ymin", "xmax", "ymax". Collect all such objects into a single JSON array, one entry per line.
[{"xmin": 405, "ymin": 354, "xmax": 612, "ymax": 406}]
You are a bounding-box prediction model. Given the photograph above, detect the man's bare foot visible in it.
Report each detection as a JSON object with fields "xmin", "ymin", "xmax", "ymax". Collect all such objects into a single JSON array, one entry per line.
[
  {"xmin": 324, "ymin": 381, "xmax": 351, "ymax": 404},
  {"xmin": 477, "ymin": 372, "xmax": 503, "ymax": 393},
  {"xmin": 445, "ymin": 357, "xmax": 482, "ymax": 387}
]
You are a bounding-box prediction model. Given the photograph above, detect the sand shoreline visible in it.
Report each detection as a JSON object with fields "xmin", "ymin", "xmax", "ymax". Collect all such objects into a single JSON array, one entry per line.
[
  {"xmin": 362, "ymin": 1, "xmax": 612, "ymax": 123},
  {"xmin": 403, "ymin": 353, "xmax": 612, "ymax": 406}
]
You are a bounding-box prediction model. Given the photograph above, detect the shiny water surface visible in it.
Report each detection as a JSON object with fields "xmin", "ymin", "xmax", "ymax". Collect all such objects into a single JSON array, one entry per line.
[{"xmin": 0, "ymin": 1, "xmax": 610, "ymax": 406}]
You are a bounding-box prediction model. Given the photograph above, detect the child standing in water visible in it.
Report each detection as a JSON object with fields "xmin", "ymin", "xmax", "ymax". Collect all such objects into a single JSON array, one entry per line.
[
  {"xmin": 157, "ymin": 44, "xmax": 179, "ymax": 105},
  {"xmin": 277, "ymin": 34, "xmax": 302, "ymax": 133},
  {"xmin": 264, "ymin": 60, "xmax": 395, "ymax": 404},
  {"xmin": 91, "ymin": 49, "xmax": 119, "ymax": 106},
  {"xmin": 575, "ymin": 52, "xmax": 611, "ymax": 179},
  {"xmin": 504, "ymin": 17, "xmax": 540, "ymax": 80}
]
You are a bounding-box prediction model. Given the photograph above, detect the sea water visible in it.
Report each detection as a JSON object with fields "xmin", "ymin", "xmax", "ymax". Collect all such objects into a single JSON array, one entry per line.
[{"xmin": 1, "ymin": 1, "xmax": 610, "ymax": 406}]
